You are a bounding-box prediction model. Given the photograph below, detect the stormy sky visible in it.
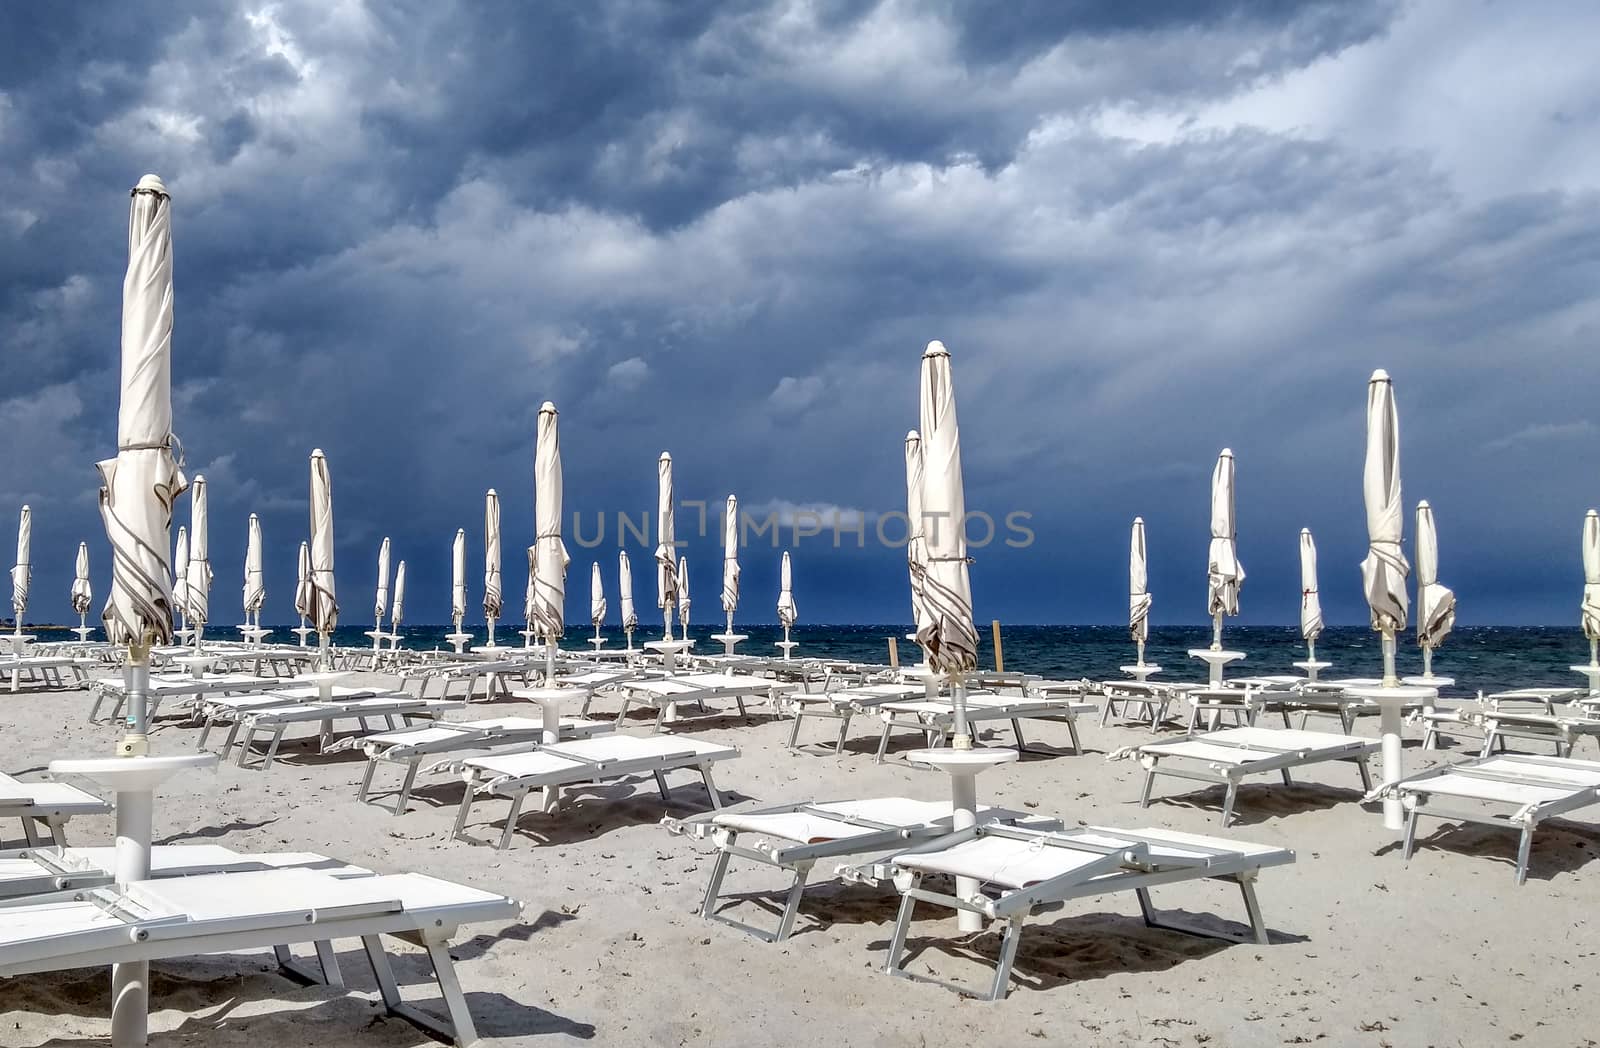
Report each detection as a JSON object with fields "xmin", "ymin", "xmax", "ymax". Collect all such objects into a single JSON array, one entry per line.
[{"xmin": 2, "ymin": 0, "xmax": 1598, "ymax": 628}]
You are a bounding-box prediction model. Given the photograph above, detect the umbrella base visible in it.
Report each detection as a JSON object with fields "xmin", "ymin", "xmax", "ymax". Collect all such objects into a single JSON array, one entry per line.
[
  {"xmin": 1187, "ymin": 649, "xmax": 1244, "ymax": 687},
  {"xmin": 1120, "ymin": 663, "xmax": 1162, "ymax": 681},
  {"xmin": 1293, "ymin": 659, "xmax": 1331, "ymax": 682},
  {"xmin": 1571, "ymin": 664, "xmax": 1600, "ymax": 698}
]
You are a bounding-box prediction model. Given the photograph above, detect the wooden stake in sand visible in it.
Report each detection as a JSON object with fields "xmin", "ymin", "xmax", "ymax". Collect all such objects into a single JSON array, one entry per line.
[
  {"xmin": 992, "ymin": 620, "xmax": 1003, "ymax": 673},
  {"xmin": 887, "ymin": 636, "xmax": 899, "ymax": 668}
]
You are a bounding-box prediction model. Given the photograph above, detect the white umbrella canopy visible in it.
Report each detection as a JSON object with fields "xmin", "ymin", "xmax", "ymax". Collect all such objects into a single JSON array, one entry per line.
[
  {"xmin": 308, "ymin": 450, "xmax": 338, "ymax": 637},
  {"xmin": 172, "ymin": 527, "xmax": 189, "ymax": 622},
  {"xmin": 186, "ymin": 475, "xmax": 212, "ymax": 632},
  {"xmin": 293, "ymin": 540, "xmax": 311, "ymax": 620},
  {"xmin": 913, "ymin": 341, "xmax": 977, "ymax": 677},
  {"xmin": 523, "ymin": 545, "xmax": 537, "ymax": 635},
  {"xmin": 1299, "ymin": 528, "xmax": 1324, "ymax": 643},
  {"xmin": 242, "ymin": 513, "xmax": 265, "ymax": 617},
  {"xmin": 1415, "ymin": 500, "xmax": 1455, "ymax": 649},
  {"xmin": 11, "ymin": 505, "xmax": 31, "ymax": 622},
  {"xmin": 618, "ymin": 549, "xmax": 638, "ymax": 632},
  {"xmin": 483, "ymin": 489, "xmax": 503, "ymax": 625},
  {"xmin": 720, "ymin": 494, "xmax": 740, "ymax": 618},
  {"xmin": 96, "ymin": 174, "xmax": 188, "ymax": 651},
  {"xmin": 904, "ymin": 430, "xmax": 929, "ymax": 634},
  {"xmin": 1584, "ymin": 509, "xmax": 1600, "ymax": 648},
  {"xmin": 374, "ymin": 537, "xmax": 391, "ymax": 625},
  {"xmin": 1205, "ymin": 449, "xmax": 1245, "ymax": 626},
  {"xmin": 1129, "ymin": 517, "xmax": 1151, "ymax": 646},
  {"xmin": 533, "ymin": 402, "xmax": 570, "ymax": 646},
  {"xmin": 655, "ymin": 451, "xmax": 677, "ymax": 633},
  {"xmin": 451, "ymin": 529, "xmax": 467, "ymax": 623},
  {"xmin": 71, "ymin": 542, "xmax": 93, "ymax": 616},
  {"xmin": 590, "ymin": 562, "xmax": 607, "ymax": 627},
  {"xmin": 391, "ymin": 559, "xmax": 407, "ymax": 630},
  {"xmin": 777, "ymin": 550, "xmax": 798, "ymax": 629},
  {"xmin": 1360, "ymin": 369, "xmax": 1409, "ymax": 639}
]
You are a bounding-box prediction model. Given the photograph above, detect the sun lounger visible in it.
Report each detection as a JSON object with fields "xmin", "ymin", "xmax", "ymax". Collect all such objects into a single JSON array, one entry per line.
[
  {"xmin": 1125, "ymin": 726, "xmax": 1377, "ymax": 826},
  {"xmin": 838, "ymin": 823, "xmax": 1295, "ymax": 1000},
  {"xmin": 614, "ymin": 672, "xmax": 787, "ymax": 730},
  {"xmin": 399, "ymin": 655, "xmax": 540, "ymax": 701},
  {"xmin": 226, "ymin": 695, "xmax": 457, "ymax": 769},
  {"xmin": 340, "ymin": 716, "xmax": 611, "ymax": 814},
  {"xmin": 781, "ymin": 683, "xmax": 932, "ymax": 754},
  {"xmin": 0, "ymin": 655, "xmax": 91, "ymax": 693},
  {"xmin": 663, "ymin": 797, "xmax": 1058, "ymax": 941},
  {"xmin": 88, "ymin": 672, "xmax": 290, "ymax": 723},
  {"xmin": 1476, "ymin": 701, "xmax": 1600, "ymax": 758},
  {"xmin": 0, "ymin": 844, "xmax": 364, "ymax": 899},
  {"xmin": 0, "ymin": 773, "xmax": 111, "ymax": 847},
  {"xmin": 1376, "ymin": 753, "xmax": 1600, "ymax": 883},
  {"xmin": 446, "ymin": 734, "xmax": 740, "ymax": 850},
  {"xmin": 872, "ymin": 693, "xmax": 1094, "ymax": 761},
  {"xmin": 190, "ymin": 682, "xmax": 395, "ymax": 750},
  {"xmin": 0, "ymin": 867, "xmax": 520, "ymax": 1046},
  {"xmin": 1415, "ymin": 689, "xmax": 1575, "ymax": 751},
  {"xmin": 1098, "ymin": 679, "xmax": 1196, "ymax": 729}
]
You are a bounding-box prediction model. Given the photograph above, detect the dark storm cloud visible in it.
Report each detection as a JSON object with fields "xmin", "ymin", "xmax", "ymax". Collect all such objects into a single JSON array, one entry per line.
[{"xmin": 0, "ymin": 0, "xmax": 1596, "ymax": 631}]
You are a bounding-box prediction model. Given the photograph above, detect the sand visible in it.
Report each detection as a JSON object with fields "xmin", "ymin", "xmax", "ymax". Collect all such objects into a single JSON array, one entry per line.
[{"xmin": 3, "ymin": 668, "xmax": 1598, "ymax": 1047}]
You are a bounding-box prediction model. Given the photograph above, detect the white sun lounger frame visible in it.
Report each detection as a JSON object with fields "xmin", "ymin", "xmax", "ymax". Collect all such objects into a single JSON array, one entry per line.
[
  {"xmin": 1383, "ymin": 753, "xmax": 1600, "ymax": 884},
  {"xmin": 614, "ymin": 674, "xmax": 786, "ymax": 731},
  {"xmin": 0, "ymin": 868, "xmax": 520, "ymax": 1046},
  {"xmin": 872, "ymin": 695, "xmax": 1093, "ymax": 762},
  {"xmin": 88, "ymin": 672, "xmax": 289, "ymax": 723},
  {"xmin": 781, "ymin": 682, "xmax": 933, "ymax": 754},
  {"xmin": 663, "ymin": 799, "xmax": 1059, "ymax": 942},
  {"xmin": 1, "ymin": 655, "xmax": 90, "ymax": 693},
  {"xmin": 226, "ymin": 695, "xmax": 455, "ymax": 769},
  {"xmin": 1133, "ymin": 727, "xmax": 1378, "ymax": 826},
  {"xmin": 446, "ymin": 736, "xmax": 739, "ymax": 850},
  {"xmin": 841, "ymin": 823, "xmax": 1294, "ymax": 1001},
  {"xmin": 0, "ymin": 774, "xmax": 110, "ymax": 847}
]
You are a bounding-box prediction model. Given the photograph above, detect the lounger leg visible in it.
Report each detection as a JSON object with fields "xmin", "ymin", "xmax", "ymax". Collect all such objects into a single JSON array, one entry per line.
[
  {"xmin": 236, "ymin": 725, "xmax": 258, "ymax": 768},
  {"xmin": 1279, "ymin": 767, "xmax": 1293, "ymax": 787},
  {"xmin": 449, "ymin": 790, "xmax": 477, "ymax": 843},
  {"xmin": 883, "ymin": 888, "xmax": 919, "ymax": 977},
  {"xmin": 1139, "ymin": 768, "xmax": 1156, "ymax": 808},
  {"xmin": 361, "ymin": 934, "xmax": 478, "ymax": 1047},
  {"xmin": 1100, "ymin": 700, "xmax": 1114, "ymax": 727},
  {"xmin": 195, "ymin": 715, "xmax": 216, "ymax": 751},
  {"xmin": 1401, "ymin": 808, "xmax": 1420, "ymax": 861},
  {"xmin": 699, "ymin": 847, "xmax": 733, "ymax": 918},
  {"xmin": 1355, "ymin": 756, "xmax": 1373, "ymax": 793},
  {"xmin": 1010, "ymin": 719, "xmax": 1027, "ymax": 753},
  {"xmin": 1422, "ymin": 725, "xmax": 1437, "ymax": 750},
  {"xmin": 987, "ymin": 917, "xmax": 1025, "ymax": 1002},
  {"xmin": 773, "ymin": 867, "xmax": 811, "ymax": 942},
  {"xmin": 314, "ymin": 940, "xmax": 346, "ymax": 988},
  {"xmin": 875, "ymin": 722, "xmax": 892, "ymax": 763},
  {"xmin": 700, "ymin": 764, "xmax": 725, "ymax": 809},
  {"xmin": 1515, "ymin": 826, "xmax": 1534, "ymax": 886},
  {"xmin": 48, "ymin": 817, "xmax": 67, "ymax": 848},
  {"xmin": 1238, "ymin": 879, "xmax": 1269, "ymax": 945},
  {"xmin": 262, "ymin": 726, "xmax": 288, "ymax": 770},
  {"xmin": 653, "ymin": 769, "xmax": 671, "ymax": 801},
  {"xmin": 393, "ymin": 762, "xmax": 420, "ymax": 816},
  {"xmin": 425, "ymin": 939, "xmax": 480, "ymax": 1046},
  {"xmin": 787, "ymin": 710, "xmax": 804, "ymax": 749},
  {"xmin": 497, "ymin": 793, "xmax": 527, "ymax": 851},
  {"xmin": 1185, "ymin": 704, "xmax": 1199, "ymax": 734},
  {"xmin": 219, "ymin": 719, "xmax": 244, "ymax": 762},
  {"xmin": 1066, "ymin": 716, "xmax": 1081, "ymax": 755},
  {"xmin": 1220, "ymin": 780, "xmax": 1239, "ymax": 827},
  {"xmin": 358, "ymin": 759, "xmax": 378, "ymax": 803},
  {"xmin": 20, "ymin": 816, "xmax": 40, "ymax": 847},
  {"xmin": 835, "ymin": 712, "xmax": 852, "ymax": 755},
  {"xmin": 1280, "ymin": 709, "xmax": 1292, "ymax": 729}
]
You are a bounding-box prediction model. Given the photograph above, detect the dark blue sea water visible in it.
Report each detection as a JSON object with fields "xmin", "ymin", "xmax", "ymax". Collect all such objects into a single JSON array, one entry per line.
[{"xmin": 29, "ymin": 622, "xmax": 1584, "ymax": 697}]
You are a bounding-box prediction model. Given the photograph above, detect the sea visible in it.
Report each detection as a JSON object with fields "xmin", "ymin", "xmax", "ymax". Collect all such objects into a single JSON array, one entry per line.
[{"xmin": 31, "ymin": 623, "xmax": 1592, "ymax": 697}]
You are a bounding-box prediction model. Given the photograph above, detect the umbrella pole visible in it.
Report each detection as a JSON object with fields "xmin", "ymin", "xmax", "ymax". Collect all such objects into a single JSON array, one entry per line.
[
  {"xmin": 625, "ymin": 626, "xmax": 634, "ymax": 652},
  {"xmin": 545, "ymin": 640, "xmax": 556, "ymax": 687},
  {"xmin": 783, "ymin": 626, "xmax": 792, "ymax": 661},
  {"xmin": 1382, "ymin": 627, "xmax": 1398, "ymax": 687},
  {"xmin": 1307, "ymin": 638, "xmax": 1316, "ymax": 663},
  {"xmin": 950, "ymin": 671, "xmax": 971, "ymax": 750},
  {"xmin": 1135, "ymin": 638, "xmax": 1145, "ymax": 668},
  {"xmin": 1590, "ymin": 638, "xmax": 1597, "ymax": 668},
  {"xmin": 112, "ymin": 638, "xmax": 152, "ymax": 1047},
  {"xmin": 317, "ymin": 631, "xmax": 330, "ymax": 673},
  {"xmin": 1210, "ymin": 612, "xmax": 1223, "ymax": 651},
  {"xmin": 487, "ymin": 616, "xmax": 496, "ymax": 648},
  {"xmin": 1421, "ymin": 643, "xmax": 1433, "ymax": 679}
]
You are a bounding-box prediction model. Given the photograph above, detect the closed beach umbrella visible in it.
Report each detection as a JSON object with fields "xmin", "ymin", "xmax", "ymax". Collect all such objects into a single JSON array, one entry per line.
[
  {"xmin": 11, "ymin": 505, "xmax": 30, "ymax": 624},
  {"xmin": 777, "ymin": 550, "xmax": 798, "ymax": 629},
  {"xmin": 483, "ymin": 489, "xmax": 502, "ymax": 630},
  {"xmin": 187, "ymin": 475, "xmax": 212, "ymax": 635},
  {"xmin": 451, "ymin": 529, "xmax": 467, "ymax": 625},
  {"xmin": 1129, "ymin": 517, "xmax": 1151, "ymax": 647},
  {"xmin": 89, "ymin": 170, "xmax": 192, "ymax": 1048},
  {"xmin": 1360, "ymin": 370, "xmax": 1409, "ymax": 638},
  {"xmin": 523, "ymin": 545, "xmax": 536, "ymax": 637},
  {"xmin": 1206, "ymin": 449, "xmax": 1245, "ymax": 624},
  {"xmin": 590, "ymin": 562, "xmax": 606, "ymax": 627},
  {"xmin": 391, "ymin": 559, "xmax": 407, "ymax": 631},
  {"xmin": 71, "ymin": 542, "xmax": 93, "ymax": 616},
  {"xmin": 293, "ymin": 540, "xmax": 311, "ymax": 620},
  {"xmin": 533, "ymin": 402, "xmax": 569, "ymax": 647},
  {"xmin": 677, "ymin": 556, "xmax": 691, "ymax": 637},
  {"xmin": 721, "ymin": 494, "xmax": 740, "ymax": 620},
  {"xmin": 914, "ymin": 341, "xmax": 977, "ymax": 678},
  {"xmin": 242, "ymin": 513, "xmax": 265, "ymax": 619},
  {"xmin": 1584, "ymin": 509, "xmax": 1600, "ymax": 648},
  {"xmin": 1415, "ymin": 500, "xmax": 1455, "ymax": 650},
  {"xmin": 173, "ymin": 527, "xmax": 189, "ymax": 621},
  {"xmin": 655, "ymin": 451, "xmax": 677, "ymax": 634},
  {"xmin": 374, "ymin": 537, "xmax": 391, "ymax": 626},
  {"xmin": 619, "ymin": 549, "xmax": 638, "ymax": 632},
  {"xmin": 1299, "ymin": 528, "xmax": 1324, "ymax": 644},
  {"xmin": 904, "ymin": 430, "xmax": 929, "ymax": 634},
  {"xmin": 308, "ymin": 450, "xmax": 338, "ymax": 640}
]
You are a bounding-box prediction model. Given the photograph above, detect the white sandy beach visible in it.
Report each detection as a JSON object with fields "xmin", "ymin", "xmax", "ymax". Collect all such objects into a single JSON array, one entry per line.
[{"xmin": 4, "ymin": 669, "xmax": 1598, "ymax": 1048}]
